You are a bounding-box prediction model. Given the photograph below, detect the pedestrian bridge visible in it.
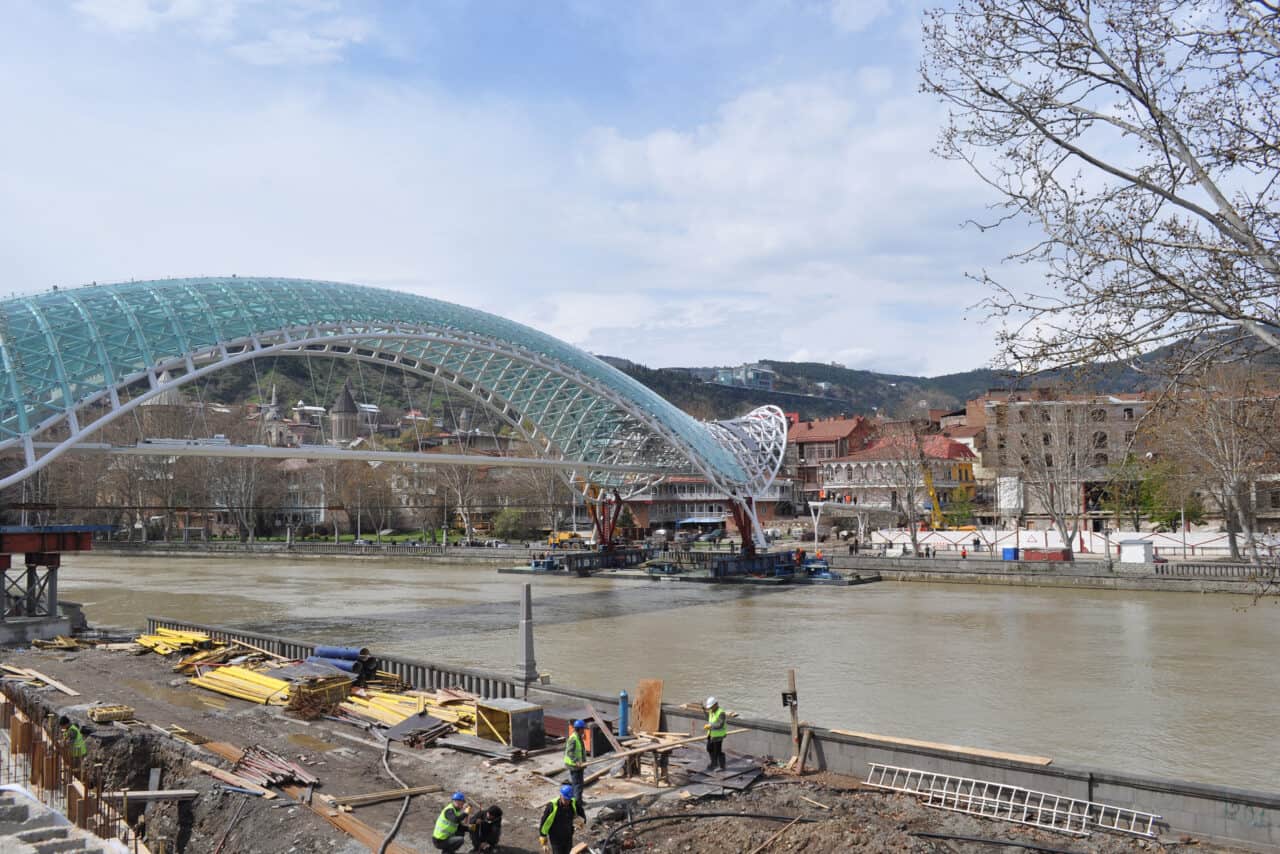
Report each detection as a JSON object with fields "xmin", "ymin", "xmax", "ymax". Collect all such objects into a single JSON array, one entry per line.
[{"xmin": 0, "ymin": 278, "xmax": 785, "ymax": 509}]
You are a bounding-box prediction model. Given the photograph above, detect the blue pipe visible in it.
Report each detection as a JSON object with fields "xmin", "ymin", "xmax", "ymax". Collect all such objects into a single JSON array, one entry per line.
[
  {"xmin": 306, "ymin": 656, "xmax": 362, "ymax": 673},
  {"xmin": 618, "ymin": 690, "xmax": 629, "ymax": 738},
  {"xmin": 314, "ymin": 645, "xmax": 369, "ymax": 661}
]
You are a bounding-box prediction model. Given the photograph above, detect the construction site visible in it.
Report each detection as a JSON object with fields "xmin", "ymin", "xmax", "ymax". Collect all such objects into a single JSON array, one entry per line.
[{"xmin": 0, "ymin": 599, "xmax": 1272, "ymax": 854}]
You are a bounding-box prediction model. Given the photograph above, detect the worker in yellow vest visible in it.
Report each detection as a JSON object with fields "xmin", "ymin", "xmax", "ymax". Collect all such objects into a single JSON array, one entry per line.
[
  {"xmin": 538, "ymin": 784, "xmax": 587, "ymax": 854},
  {"xmin": 432, "ymin": 792, "xmax": 471, "ymax": 852},
  {"xmin": 58, "ymin": 716, "xmax": 87, "ymax": 760},
  {"xmin": 563, "ymin": 718, "xmax": 587, "ymax": 803},
  {"xmin": 703, "ymin": 696, "xmax": 728, "ymax": 772}
]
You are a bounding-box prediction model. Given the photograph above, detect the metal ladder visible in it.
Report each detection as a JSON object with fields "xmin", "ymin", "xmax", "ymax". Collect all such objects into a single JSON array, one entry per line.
[{"xmin": 864, "ymin": 763, "xmax": 1160, "ymax": 838}]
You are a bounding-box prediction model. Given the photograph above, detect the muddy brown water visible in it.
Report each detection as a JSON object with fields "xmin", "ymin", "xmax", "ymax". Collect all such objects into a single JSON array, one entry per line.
[{"xmin": 57, "ymin": 554, "xmax": 1280, "ymax": 790}]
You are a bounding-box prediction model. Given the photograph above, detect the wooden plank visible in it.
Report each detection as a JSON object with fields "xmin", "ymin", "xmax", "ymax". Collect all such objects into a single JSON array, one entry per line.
[
  {"xmin": 103, "ymin": 789, "xmax": 199, "ymax": 802},
  {"xmin": 746, "ymin": 816, "xmax": 801, "ymax": 854},
  {"xmin": 281, "ymin": 784, "xmax": 416, "ymax": 854},
  {"xmin": 190, "ymin": 760, "xmax": 276, "ymax": 798},
  {"xmin": 18, "ymin": 667, "xmax": 80, "ymax": 696},
  {"xmin": 329, "ymin": 784, "xmax": 442, "ymax": 807},
  {"xmin": 584, "ymin": 702, "xmax": 625, "ymax": 753},
  {"xmin": 827, "ymin": 729, "xmax": 1053, "ymax": 766},
  {"xmin": 632, "ymin": 679, "xmax": 663, "ymax": 734},
  {"xmin": 580, "ymin": 729, "xmax": 746, "ymax": 767}
]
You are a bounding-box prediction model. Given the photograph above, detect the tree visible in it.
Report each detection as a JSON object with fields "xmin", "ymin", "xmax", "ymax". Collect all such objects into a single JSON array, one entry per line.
[
  {"xmin": 880, "ymin": 423, "xmax": 930, "ymax": 555},
  {"xmin": 1150, "ymin": 366, "xmax": 1276, "ymax": 561},
  {"xmin": 492, "ymin": 506, "xmax": 536, "ymax": 541},
  {"xmin": 437, "ymin": 462, "xmax": 487, "ymax": 542},
  {"xmin": 923, "ymin": 1, "xmax": 1280, "ymax": 376}
]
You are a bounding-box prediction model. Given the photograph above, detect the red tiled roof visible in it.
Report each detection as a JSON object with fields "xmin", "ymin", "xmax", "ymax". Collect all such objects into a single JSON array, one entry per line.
[
  {"xmin": 834, "ymin": 434, "xmax": 976, "ymax": 462},
  {"xmin": 787, "ymin": 416, "xmax": 869, "ymax": 443},
  {"xmin": 944, "ymin": 425, "xmax": 984, "ymax": 439}
]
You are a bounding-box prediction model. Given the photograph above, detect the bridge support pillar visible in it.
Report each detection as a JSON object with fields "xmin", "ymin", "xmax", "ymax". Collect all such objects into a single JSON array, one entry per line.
[{"xmin": 516, "ymin": 584, "xmax": 538, "ymax": 697}]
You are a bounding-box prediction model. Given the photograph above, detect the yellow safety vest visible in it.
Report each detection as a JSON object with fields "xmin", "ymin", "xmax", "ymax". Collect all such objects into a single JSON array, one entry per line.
[
  {"xmin": 540, "ymin": 797, "xmax": 578, "ymax": 837},
  {"xmin": 434, "ymin": 804, "xmax": 463, "ymax": 840},
  {"xmin": 707, "ymin": 707, "xmax": 727, "ymax": 739},
  {"xmin": 564, "ymin": 731, "xmax": 585, "ymax": 767},
  {"xmin": 66, "ymin": 724, "xmax": 88, "ymax": 758}
]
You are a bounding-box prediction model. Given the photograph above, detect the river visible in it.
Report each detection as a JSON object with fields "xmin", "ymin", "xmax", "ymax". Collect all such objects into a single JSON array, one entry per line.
[{"xmin": 56, "ymin": 555, "xmax": 1280, "ymax": 790}]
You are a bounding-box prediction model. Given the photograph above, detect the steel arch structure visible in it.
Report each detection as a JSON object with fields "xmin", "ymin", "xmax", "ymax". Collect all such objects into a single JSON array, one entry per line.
[{"xmin": 0, "ymin": 278, "xmax": 785, "ymax": 539}]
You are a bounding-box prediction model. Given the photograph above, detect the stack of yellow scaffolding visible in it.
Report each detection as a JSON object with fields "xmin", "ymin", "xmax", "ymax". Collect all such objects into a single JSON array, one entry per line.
[
  {"xmin": 135, "ymin": 627, "xmax": 213, "ymax": 655},
  {"xmin": 189, "ymin": 665, "xmax": 291, "ymax": 705},
  {"xmin": 338, "ymin": 690, "xmax": 477, "ymax": 733}
]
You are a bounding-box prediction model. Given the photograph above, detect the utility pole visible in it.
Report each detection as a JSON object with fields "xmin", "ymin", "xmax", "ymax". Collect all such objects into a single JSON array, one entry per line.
[{"xmin": 785, "ymin": 669, "xmax": 800, "ymax": 765}]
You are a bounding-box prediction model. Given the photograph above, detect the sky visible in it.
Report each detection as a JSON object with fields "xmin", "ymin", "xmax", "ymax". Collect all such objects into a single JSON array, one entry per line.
[{"xmin": 0, "ymin": 0, "xmax": 1024, "ymax": 376}]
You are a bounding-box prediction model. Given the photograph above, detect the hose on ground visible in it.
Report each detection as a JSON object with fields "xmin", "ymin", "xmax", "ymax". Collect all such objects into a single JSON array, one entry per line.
[
  {"xmin": 599, "ymin": 811, "xmax": 820, "ymax": 852},
  {"xmin": 377, "ymin": 735, "xmax": 413, "ymax": 854},
  {"xmin": 908, "ymin": 831, "xmax": 1083, "ymax": 854}
]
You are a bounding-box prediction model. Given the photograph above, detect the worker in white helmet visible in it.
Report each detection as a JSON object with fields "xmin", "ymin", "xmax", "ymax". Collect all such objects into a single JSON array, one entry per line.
[{"xmin": 702, "ymin": 696, "xmax": 728, "ymax": 772}]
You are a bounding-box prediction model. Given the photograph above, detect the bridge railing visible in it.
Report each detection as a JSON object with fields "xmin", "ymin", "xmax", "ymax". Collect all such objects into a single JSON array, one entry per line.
[
  {"xmin": 1155, "ymin": 562, "xmax": 1271, "ymax": 578},
  {"xmin": 146, "ymin": 616, "xmax": 519, "ymax": 698}
]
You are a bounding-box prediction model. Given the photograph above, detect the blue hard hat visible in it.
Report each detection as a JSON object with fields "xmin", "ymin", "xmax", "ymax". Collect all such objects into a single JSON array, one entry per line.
[
  {"xmin": 560, "ymin": 784, "xmax": 574, "ymax": 798},
  {"xmin": 452, "ymin": 792, "xmax": 466, "ymax": 802},
  {"xmin": 572, "ymin": 719, "xmax": 586, "ymax": 729}
]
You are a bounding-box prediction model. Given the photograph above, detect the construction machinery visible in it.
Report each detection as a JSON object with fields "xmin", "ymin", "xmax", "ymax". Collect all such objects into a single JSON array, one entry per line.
[{"xmin": 922, "ymin": 466, "xmax": 946, "ymax": 529}]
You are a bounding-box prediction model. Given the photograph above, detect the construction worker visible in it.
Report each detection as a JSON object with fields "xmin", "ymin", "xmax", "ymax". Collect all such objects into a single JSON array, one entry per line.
[
  {"xmin": 564, "ymin": 718, "xmax": 587, "ymax": 803},
  {"xmin": 58, "ymin": 715, "xmax": 87, "ymax": 760},
  {"xmin": 538, "ymin": 784, "xmax": 587, "ymax": 854},
  {"xmin": 432, "ymin": 792, "xmax": 471, "ymax": 852},
  {"xmin": 467, "ymin": 804, "xmax": 502, "ymax": 852},
  {"xmin": 703, "ymin": 697, "xmax": 728, "ymax": 772}
]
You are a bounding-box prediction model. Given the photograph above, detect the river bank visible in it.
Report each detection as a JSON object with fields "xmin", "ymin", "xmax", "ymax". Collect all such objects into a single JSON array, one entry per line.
[
  {"xmin": 92, "ymin": 541, "xmax": 1277, "ymax": 595},
  {"xmin": 54, "ymin": 555, "xmax": 1280, "ymax": 793},
  {"xmin": 2, "ymin": 638, "xmax": 1271, "ymax": 852}
]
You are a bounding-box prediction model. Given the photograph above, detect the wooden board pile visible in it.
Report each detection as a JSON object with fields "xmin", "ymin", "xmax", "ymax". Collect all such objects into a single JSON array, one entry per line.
[
  {"xmin": 135, "ymin": 627, "xmax": 214, "ymax": 655},
  {"xmin": 172, "ymin": 646, "xmax": 239, "ymax": 674},
  {"xmin": 336, "ymin": 687, "xmax": 477, "ymax": 733},
  {"xmin": 233, "ymin": 745, "xmax": 320, "ymax": 788},
  {"xmin": 0, "ymin": 664, "xmax": 80, "ymax": 696},
  {"xmin": 287, "ymin": 675, "xmax": 355, "ymax": 719},
  {"xmin": 31, "ymin": 635, "xmax": 88, "ymax": 650},
  {"xmin": 189, "ymin": 665, "xmax": 291, "ymax": 705}
]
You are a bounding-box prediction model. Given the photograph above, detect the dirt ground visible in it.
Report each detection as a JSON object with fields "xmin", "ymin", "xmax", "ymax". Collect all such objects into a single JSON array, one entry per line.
[{"xmin": 0, "ymin": 647, "xmax": 1252, "ymax": 853}]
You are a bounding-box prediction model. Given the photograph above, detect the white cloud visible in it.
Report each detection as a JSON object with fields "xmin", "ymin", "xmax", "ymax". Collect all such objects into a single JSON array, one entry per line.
[
  {"xmin": 3, "ymin": 5, "xmax": 1010, "ymax": 377},
  {"xmin": 72, "ymin": 0, "xmax": 371, "ymax": 64},
  {"xmin": 73, "ymin": 0, "xmax": 244, "ymax": 37},
  {"xmin": 229, "ymin": 18, "xmax": 372, "ymax": 65},
  {"xmin": 829, "ymin": 0, "xmax": 891, "ymax": 33}
]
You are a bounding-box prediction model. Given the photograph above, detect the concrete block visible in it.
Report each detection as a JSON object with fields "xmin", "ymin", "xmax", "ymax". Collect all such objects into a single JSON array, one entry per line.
[{"xmin": 31, "ymin": 839, "xmax": 88, "ymax": 854}]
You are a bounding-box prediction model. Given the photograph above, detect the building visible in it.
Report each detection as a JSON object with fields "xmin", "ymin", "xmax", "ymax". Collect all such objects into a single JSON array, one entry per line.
[
  {"xmin": 980, "ymin": 391, "xmax": 1150, "ymax": 530},
  {"xmin": 819, "ymin": 434, "xmax": 977, "ymax": 518},
  {"xmin": 784, "ymin": 415, "xmax": 874, "ymax": 500},
  {"xmin": 711, "ymin": 362, "xmax": 776, "ymax": 391},
  {"xmin": 626, "ymin": 476, "xmax": 796, "ymax": 535}
]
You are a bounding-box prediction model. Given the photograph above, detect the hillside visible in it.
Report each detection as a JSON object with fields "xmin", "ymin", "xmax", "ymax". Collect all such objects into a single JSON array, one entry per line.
[{"xmin": 173, "ymin": 351, "xmax": 1150, "ymax": 424}]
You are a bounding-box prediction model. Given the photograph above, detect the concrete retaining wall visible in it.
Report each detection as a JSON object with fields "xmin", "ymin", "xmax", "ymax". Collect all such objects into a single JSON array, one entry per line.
[
  {"xmin": 826, "ymin": 555, "xmax": 1269, "ymax": 595},
  {"xmin": 529, "ymin": 683, "xmax": 1280, "ymax": 850},
  {"xmin": 149, "ymin": 615, "xmax": 1280, "ymax": 849}
]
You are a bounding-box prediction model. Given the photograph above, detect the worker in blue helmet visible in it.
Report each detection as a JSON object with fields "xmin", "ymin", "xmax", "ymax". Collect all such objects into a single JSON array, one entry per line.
[
  {"xmin": 563, "ymin": 718, "xmax": 588, "ymax": 805},
  {"xmin": 538, "ymin": 784, "xmax": 587, "ymax": 854},
  {"xmin": 432, "ymin": 792, "xmax": 471, "ymax": 852}
]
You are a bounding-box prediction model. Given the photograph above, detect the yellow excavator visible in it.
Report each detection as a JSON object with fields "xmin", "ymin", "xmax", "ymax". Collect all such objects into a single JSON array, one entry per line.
[{"xmin": 922, "ymin": 466, "xmax": 946, "ymax": 530}]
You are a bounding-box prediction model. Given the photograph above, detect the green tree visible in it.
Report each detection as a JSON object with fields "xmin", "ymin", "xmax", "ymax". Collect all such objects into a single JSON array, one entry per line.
[
  {"xmin": 492, "ymin": 506, "xmax": 535, "ymax": 541},
  {"xmin": 943, "ymin": 491, "xmax": 975, "ymax": 527}
]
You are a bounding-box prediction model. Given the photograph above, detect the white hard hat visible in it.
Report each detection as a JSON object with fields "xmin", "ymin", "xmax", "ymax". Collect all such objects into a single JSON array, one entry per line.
[{"xmin": 705, "ymin": 696, "xmax": 717, "ymax": 709}]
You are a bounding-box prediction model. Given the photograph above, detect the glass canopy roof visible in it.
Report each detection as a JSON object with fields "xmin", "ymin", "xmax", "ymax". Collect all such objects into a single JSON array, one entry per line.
[{"xmin": 0, "ymin": 278, "xmax": 783, "ymax": 494}]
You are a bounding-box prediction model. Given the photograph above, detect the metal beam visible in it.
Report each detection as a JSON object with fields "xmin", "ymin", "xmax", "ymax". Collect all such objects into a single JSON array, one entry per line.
[{"xmin": 39, "ymin": 441, "xmax": 680, "ymax": 475}]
